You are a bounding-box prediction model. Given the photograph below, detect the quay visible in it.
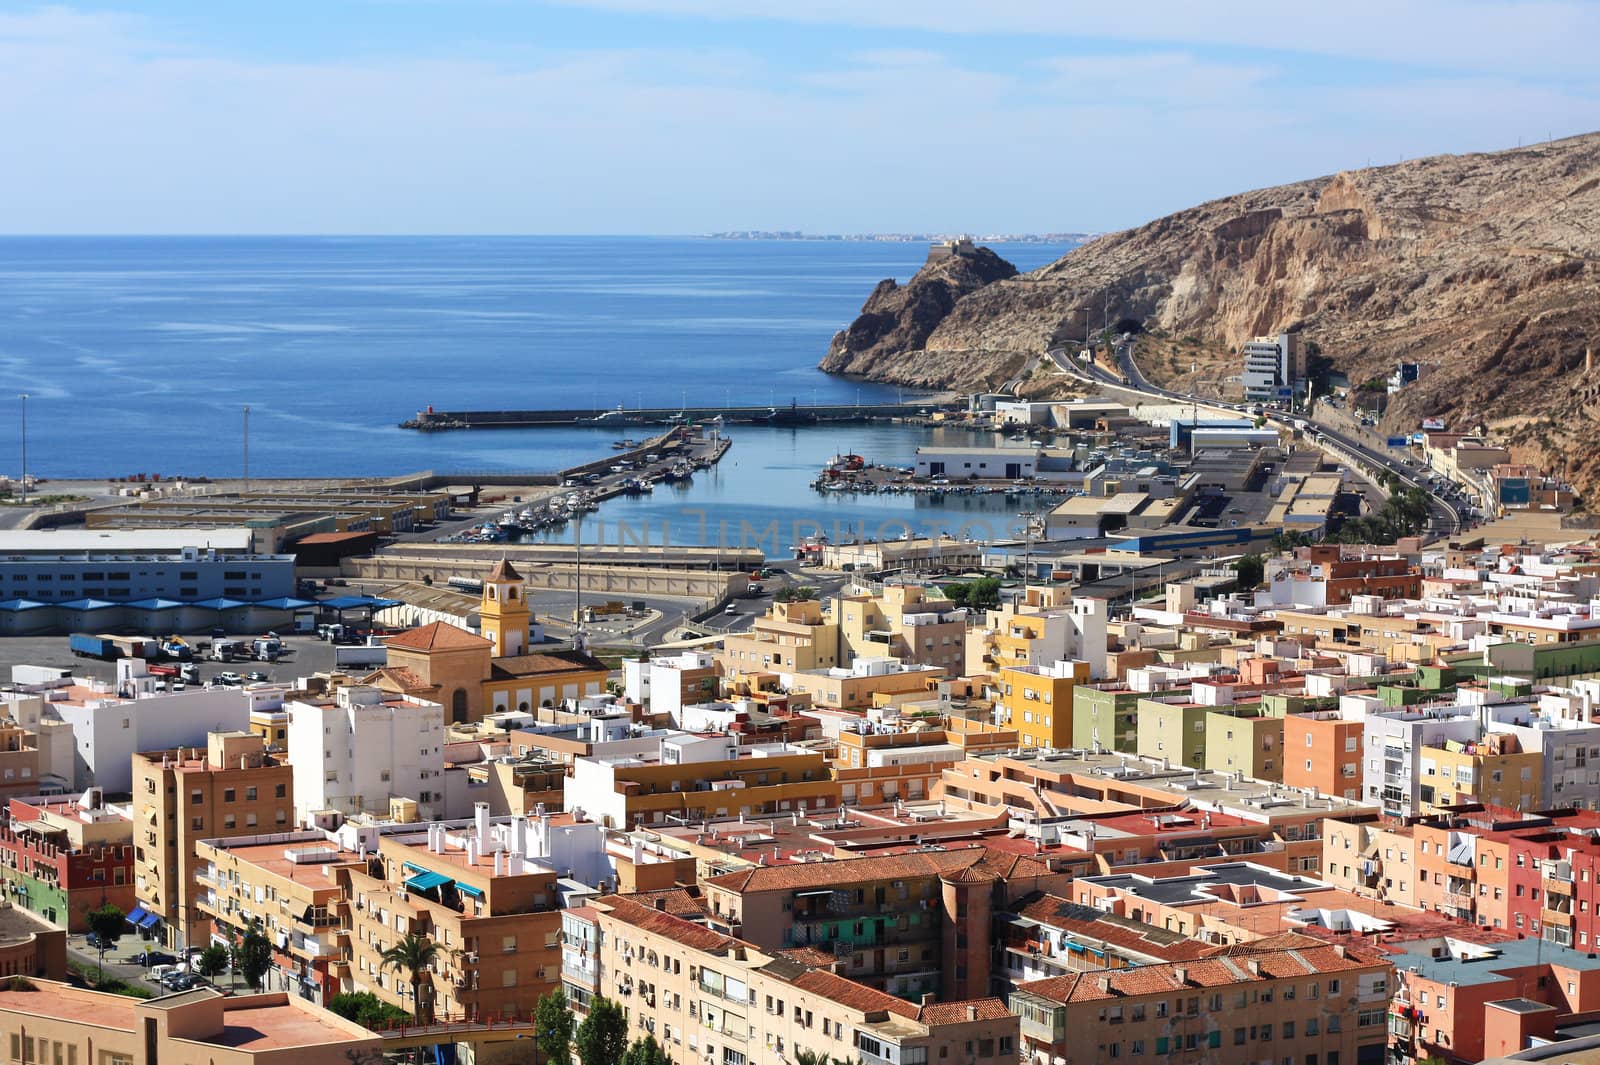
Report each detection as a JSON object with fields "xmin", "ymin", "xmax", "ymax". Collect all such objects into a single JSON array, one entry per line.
[{"xmin": 399, "ymin": 398, "xmax": 955, "ymax": 430}]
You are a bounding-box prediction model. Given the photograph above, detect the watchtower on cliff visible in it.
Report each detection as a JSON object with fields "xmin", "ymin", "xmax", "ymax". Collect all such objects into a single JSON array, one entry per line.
[{"xmin": 926, "ymin": 236, "xmax": 977, "ymax": 264}]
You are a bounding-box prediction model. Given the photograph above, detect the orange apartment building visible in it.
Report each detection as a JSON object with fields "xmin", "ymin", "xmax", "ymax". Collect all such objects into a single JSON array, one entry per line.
[
  {"xmin": 831, "ymin": 715, "xmax": 1017, "ymax": 808},
  {"xmin": 699, "ymin": 847, "xmax": 1073, "ymax": 1002},
  {"xmin": 719, "ymin": 598, "xmax": 841, "ymax": 678},
  {"xmin": 131, "ymin": 731, "xmax": 295, "ymax": 950},
  {"xmin": 1283, "ymin": 710, "xmax": 1365, "ymax": 800},
  {"xmin": 1010, "ymin": 934, "xmax": 1393, "ymax": 1065},
  {"xmin": 1388, "ymin": 936, "xmax": 1600, "ymax": 1065}
]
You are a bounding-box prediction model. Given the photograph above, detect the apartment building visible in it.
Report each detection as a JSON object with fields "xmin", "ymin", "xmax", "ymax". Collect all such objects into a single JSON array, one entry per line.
[
  {"xmin": 775, "ymin": 658, "xmax": 946, "ymax": 711},
  {"xmin": 837, "ymin": 584, "xmax": 968, "ymax": 671},
  {"xmin": 832, "ymin": 716, "xmax": 1017, "ymax": 808},
  {"xmin": 1267, "ymin": 545, "xmax": 1424, "ymax": 608},
  {"xmin": 998, "ymin": 895, "xmax": 1209, "ymax": 991},
  {"xmin": 0, "ymin": 983, "xmax": 380, "ymax": 1065},
  {"xmin": 344, "ymin": 805, "xmax": 686, "ymax": 1022},
  {"xmin": 1361, "ymin": 708, "xmax": 1481, "ymax": 819},
  {"xmin": 700, "ymin": 847, "xmax": 1071, "ymax": 1001},
  {"xmin": 719, "ymin": 599, "xmax": 841, "ymax": 677},
  {"xmin": 286, "ymin": 685, "xmax": 446, "ymax": 823},
  {"xmin": 1283, "ymin": 710, "xmax": 1365, "ymax": 800},
  {"xmin": 196, "ymin": 831, "xmax": 365, "ymax": 1002},
  {"xmin": 1072, "ymin": 685, "xmax": 1143, "ymax": 753},
  {"xmin": 1240, "ymin": 331, "xmax": 1304, "ymax": 403},
  {"xmin": 566, "ymin": 892, "xmax": 1019, "ymax": 1065},
  {"xmin": 996, "ymin": 660, "xmax": 1089, "ymax": 750},
  {"xmin": 965, "ymin": 586, "xmax": 1109, "ymax": 680},
  {"xmin": 565, "ymin": 732, "xmax": 840, "ymax": 829},
  {"xmin": 1388, "ymin": 936, "xmax": 1600, "ymax": 1065},
  {"xmin": 1011, "ymin": 934, "xmax": 1391, "ymax": 1065},
  {"xmin": 0, "ymin": 788, "xmax": 133, "ymax": 931},
  {"xmin": 131, "ymin": 731, "xmax": 294, "ymax": 950},
  {"xmin": 623, "ymin": 650, "xmax": 719, "ymax": 719}
]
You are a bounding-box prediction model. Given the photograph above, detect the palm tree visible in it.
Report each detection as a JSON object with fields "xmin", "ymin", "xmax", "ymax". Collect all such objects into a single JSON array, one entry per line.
[{"xmin": 380, "ymin": 933, "xmax": 448, "ymax": 1025}]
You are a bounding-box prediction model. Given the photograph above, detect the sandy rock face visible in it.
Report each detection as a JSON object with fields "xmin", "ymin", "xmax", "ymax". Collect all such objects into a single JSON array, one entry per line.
[{"xmin": 820, "ymin": 133, "xmax": 1600, "ymax": 499}]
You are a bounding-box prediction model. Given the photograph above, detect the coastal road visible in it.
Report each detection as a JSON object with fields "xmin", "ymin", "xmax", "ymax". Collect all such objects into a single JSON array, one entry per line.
[{"xmin": 1047, "ymin": 343, "xmax": 1463, "ymax": 541}]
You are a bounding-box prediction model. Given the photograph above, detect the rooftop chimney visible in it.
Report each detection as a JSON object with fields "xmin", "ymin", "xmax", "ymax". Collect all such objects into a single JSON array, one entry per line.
[
  {"xmin": 1174, "ymin": 967, "xmax": 1188, "ymax": 986},
  {"xmin": 966, "ymin": 1005, "xmax": 978, "ymax": 1021}
]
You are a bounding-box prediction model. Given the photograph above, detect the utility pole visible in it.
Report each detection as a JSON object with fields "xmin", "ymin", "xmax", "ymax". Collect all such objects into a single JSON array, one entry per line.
[
  {"xmin": 17, "ymin": 394, "xmax": 26, "ymax": 506},
  {"xmin": 242, "ymin": 405, "xmax": 250, "ymax": 494},
  {"xmin": 573, "ymin": 512, "xmax": 586, "ymax": 654}
]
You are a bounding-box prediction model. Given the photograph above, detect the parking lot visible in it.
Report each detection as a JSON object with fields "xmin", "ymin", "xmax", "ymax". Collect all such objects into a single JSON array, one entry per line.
[{"xmin": 0, "ymin": 633, "xmax": 343, "ymax": 687}]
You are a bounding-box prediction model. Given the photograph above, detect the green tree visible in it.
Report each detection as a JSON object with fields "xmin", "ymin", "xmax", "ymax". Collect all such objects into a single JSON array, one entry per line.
[
  {"xmin": 196, "ymin": 944, "xmax": 230, "ymax": 979},
  {"xmin": 85, "ymin": 904, "xmax": 125, "ymax": 981},
  {"xmin": 535, "ymin": 989, "xmax": 576, "ymax": 1065},
  {"xmin": 232, "ymin": 918, "xmax": 273, "ymax": 992},
  {"xmin": 575, "ymin": 996, "xmax": 628, "ymax": 1065},
  {"xmin": 379, "ymin": 932, "xmax": 448, "ymax": 1025},
  {"xmin": 1232, "ymin": 554, "xmax": 1265, "ymax": 590},
  {"xmin": 620, "ymin": 1035, "xmax": 669, "ymax": 1065},
  {"xmin": 329, "ymin": 991, "xmax": 411, "ymax": 1030},
  {"xmin": 773, "ymin": 585, "xmax": 817, "ymax": 603}
]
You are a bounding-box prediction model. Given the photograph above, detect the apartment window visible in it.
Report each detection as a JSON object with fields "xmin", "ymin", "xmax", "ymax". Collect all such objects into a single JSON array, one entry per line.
[
  {"xmin": 502, "ymin": 970, "xmax": 517, "ymax": 987},
  {"xmin": 190, "ymin": 789, "xmax": 203, "ymax": 805},
  {"xmin": 245, "ymin": 786, "xmax": 257, "ymax": 801},
  {"xmin": 223, "ymin": 815, "xmax": 236, "ymax": 829},
  {"xmin": 223, "ymin": 788, "xmax": 235, "ymax": 803},
  {"xmin": 275, "ymin": 783, "xmax": 286, "ymax": 798}
]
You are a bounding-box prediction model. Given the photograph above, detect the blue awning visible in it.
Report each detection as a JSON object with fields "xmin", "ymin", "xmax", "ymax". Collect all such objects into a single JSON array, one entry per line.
[
  {"xmin": 137, "ymin": 911, "xmax": 160, "ymax": 929},
  {"xmin": 404, "ymin": 871, "xmax": 451, "ymax": 892},
  {"xmin": 253, "ymin": 597, "xmax": 317, "ymax": 610},
  {"xmin": 454, "ymin": 881, "xmax": 484, "ymax": 899},
  {"xmin": 124, "ymin": 598, "xmax": 189, "ymax": 610},
  {"xmin": 57, "ymin": 598, "xmax": 120, "ymax": 611},
  {"xmin": 322, "ymin": 595, "xmax": 402, "ymax": 611},
  {"xmin": 125, "ymin": 906, "xmax": 149, "ymax": 925},
  {"xmin": 0, "ymin": 599, "xmax": 50, "ymax": 612},
  {"xmin": 190, "ymin": 597, "xmax": 250, "ymax": 611}
]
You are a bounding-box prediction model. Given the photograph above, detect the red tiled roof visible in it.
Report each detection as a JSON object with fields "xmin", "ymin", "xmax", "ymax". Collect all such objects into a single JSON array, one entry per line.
[
  {"xmin": 1013, "ymin": 894, "xmax": 1210, "ymax": 961},
  {"xmin": 596, "ymin": 895, "xmax": 736, "ymax": 954},
  {"xmin": 917, "ymin": 998, "xmax": 1013, "ymax": 1026},
  {"xmin": 384, "ymin": 622, "xmax": 493, "ymax": 652},
  {"xmin": 489, "ymin": 650, "xmax": 609, "ymax": 678},
  {"xmin": 788, "ymin": 969, "xmax": 919, "ymax": 1020},
  {"xmin": 487, "ymin": 558, "xmax": 523, "ymax": 582},
  {"xmin": 624, "ymin": 887, "xmax": 708, "ymax": 920},
  {"xmin": 360, "ymin": 665, "xmax": 437, "ymax": 692},
  {"xmin": 1017, "ymin": 941, "xmax": 1384, "ymax": 1004},
  {"xmin": 706, "ymin": 846, "xmax": 1011, "ymax": 894}
]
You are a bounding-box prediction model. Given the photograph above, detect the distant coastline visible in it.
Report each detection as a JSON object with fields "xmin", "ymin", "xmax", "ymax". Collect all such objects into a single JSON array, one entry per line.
[{"xmin": 706, "ymin": 230, "xmax": 1098, "ymax": 245}]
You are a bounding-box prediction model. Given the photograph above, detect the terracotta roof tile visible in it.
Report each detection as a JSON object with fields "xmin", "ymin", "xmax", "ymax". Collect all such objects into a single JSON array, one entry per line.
[
  {"xmin": 1012, "ymin": 894, "xmax": 1210, "ymax": 961},
  {"xmin": 624, "ymin": 887, "xmax": 708, "ymax": 920},
  {"xmin": 489, "ymin": 650, "xmax": 610, "ymax": 679},
  {"xmin": 788, "ymin": 969, "xmax": 920, "ymax": 1019},
  {"xmin": 916, "ymin": 998, "xmax": 1014, "ymax": 1026},
  {"xmin": 1017, "ymin": 942, "xmax": 1386, "ymax": 1004},
  {"xmin": 487, "ymin": 558, "xmax": 523, "ymax": 582},
  {"xmin": 595, "ymin": 895, "xmax": 737, "ymax": 954},
  {"xmin": 705, "ymin": 847, "xmax": 992, "ymax": 893},
  {"xmin": 384, "ymin": 621, "xmax": 493, "ymax": 652}
]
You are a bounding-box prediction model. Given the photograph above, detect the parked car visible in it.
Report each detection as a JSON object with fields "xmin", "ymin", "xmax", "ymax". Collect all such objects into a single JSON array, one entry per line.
[
  {"xmin": 147, "ymin": 964, "xmax": 183, "ymax": 983},
  {"xmin": 161, "ymin": 971, "xmax": 204, "ymax": 992},
  {"xmin": 216, "ymin": 672, "xmax": 243, "ymax": 686},
  {"xmin": 86, "ymin": 931, "xmax": 113, "ymax": 951},
  {"xmin": 247, "ymin": 671, "xmax": 268, "ymax": 682},
  {"xmin": 131, "ymin": 950, "xmax": 177, "ymax": 967}
]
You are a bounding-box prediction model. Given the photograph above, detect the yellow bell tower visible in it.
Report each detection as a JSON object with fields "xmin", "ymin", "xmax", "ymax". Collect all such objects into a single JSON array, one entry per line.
[{"xmin": 480, "ymin": 557, "xmax": 530, "ymax": 658}]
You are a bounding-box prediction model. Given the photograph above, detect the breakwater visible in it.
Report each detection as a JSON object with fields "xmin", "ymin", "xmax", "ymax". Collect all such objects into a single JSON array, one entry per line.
[{"xmin": 400, "ymin": 400, "xmax": 955, "ymax": 430}]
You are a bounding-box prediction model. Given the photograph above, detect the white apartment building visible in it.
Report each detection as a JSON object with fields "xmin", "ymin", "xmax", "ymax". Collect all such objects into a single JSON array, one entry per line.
[
  {"xmin": 2, "ymin": 661, "xmax": 265, "ymax": 791},
  {"xmin": 621, "ymin": 649, "xmax": 715, "ymax": 719},
  {"xmin": 286, "ymin": 685, "xmax": 445, "ymax": 823},
  {"xmin": 1241, "ymin": 332, "xmax": 1304, "ymax": 403},
  {"xmin": 1358, "ymin": 705, "xmax": 1481, "ymax": 818}
]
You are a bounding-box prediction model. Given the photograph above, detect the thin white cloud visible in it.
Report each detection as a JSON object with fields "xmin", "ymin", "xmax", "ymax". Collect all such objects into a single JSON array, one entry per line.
[
  {"xmin": 0, "ymin": 6, "xmax": 1593, "ymax": 234},
  {"xmin": 546, "ymin": 0, "xmax": 1600, "ymax": 80}
]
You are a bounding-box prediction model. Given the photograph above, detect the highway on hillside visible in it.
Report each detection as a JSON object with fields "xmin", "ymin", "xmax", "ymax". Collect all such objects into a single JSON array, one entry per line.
[{"xmin": 1047, "ymin": 343, "xmax": 1463, "ymax": 542}]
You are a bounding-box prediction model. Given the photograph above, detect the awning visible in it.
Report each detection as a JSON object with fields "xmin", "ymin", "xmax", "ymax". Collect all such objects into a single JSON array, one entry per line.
[
  {"xmin": 454, "ymin": 881, "xmax": 484, "ymax": 900},
  {"xmin": 125, "ymin": 598, "xmax": 189, "ymax": 611},
  {"xmin": 125, "ymin": 906, "xmax": 149, "ymax": 926},
  {"xmin": 138, "ymin": 911, "xmax": 161, "ymax": 929},
  {"xmin": 322, "ymin": 595, "xmax": 402, "ymax": 612},
  {"xmin": 191, "ymin": 597, "xmax": 250, "ymax": 611},
  {"xmin": 404, "ymin": 871, "xmax": 451, "ymax": 892},
  {"xmin": 253, "ymin": 597, "xmax": 317, "ymax": 610},
  {"xmin": 0, "ymin": 599, "xmax": 50, "ymax": 612},
  {"xmin": 57, "ymin": 598, "xmax": 120, "ymax": 611}
]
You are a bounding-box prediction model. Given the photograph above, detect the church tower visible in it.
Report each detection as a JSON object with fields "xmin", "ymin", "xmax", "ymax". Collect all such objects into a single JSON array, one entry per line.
[{"xmin": 480, "ymin": 558, "xmax": 530, "ymax": 658}]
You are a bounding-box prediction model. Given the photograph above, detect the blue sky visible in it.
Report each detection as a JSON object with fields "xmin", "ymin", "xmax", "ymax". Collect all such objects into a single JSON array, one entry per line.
[{"xmin": 1, "ymin": 1, "xmax": 1597, "ymax": 234}]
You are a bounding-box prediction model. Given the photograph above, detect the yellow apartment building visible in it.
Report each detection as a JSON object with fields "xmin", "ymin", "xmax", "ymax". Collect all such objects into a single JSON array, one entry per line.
[
  {"xmin": 719, "ymin": 598, "xmax": 841, "ymax": 678},
  {"xmin": 132, "ymin": 731, "xmax": 295, "ymax": 951},
  {"xmin": 1203, "ymin": 708, "xmax": 1285, "ymax": 782},
  {"xmin": 1418, "ymin": 732, "xmax": 1542, "ymax": 814},
  {"xmin": 196, "ymin": 832, "xmax": 364, "ymax": 1003},
  {"xmin": 996, "ymin": 660, "xmax": 1088, "ymax": 749},
  {"xmin": 836, "ymin": 584, "xmax": 967, "ymax": 671}
]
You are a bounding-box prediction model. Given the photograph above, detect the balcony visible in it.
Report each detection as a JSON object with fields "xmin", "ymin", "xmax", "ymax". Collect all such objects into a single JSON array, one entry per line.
[{"xmin": 1542, "ymin": 906, "xmax": 1574, "ymax": 929}]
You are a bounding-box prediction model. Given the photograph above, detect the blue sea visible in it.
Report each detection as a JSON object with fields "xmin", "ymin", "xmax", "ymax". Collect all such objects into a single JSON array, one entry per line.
[{"xmin": 0, "ymin": 236, "xmax": 1078, "ymax": 547}]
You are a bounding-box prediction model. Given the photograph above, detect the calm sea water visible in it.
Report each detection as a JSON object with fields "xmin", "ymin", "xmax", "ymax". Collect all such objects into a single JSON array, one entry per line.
[{"xmin": 0, "ymin": 236, "xmax": 1077, "ymax": 547}]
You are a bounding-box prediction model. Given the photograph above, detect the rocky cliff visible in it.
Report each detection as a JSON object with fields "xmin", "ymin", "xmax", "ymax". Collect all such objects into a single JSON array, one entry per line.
[
  {"xmin": 822, "ymin": 133, "xmax": 1600, "ymax": 498},
  {"xmin": 820, "ymin": 245, "xmax": 1021, "ymax": 389}
]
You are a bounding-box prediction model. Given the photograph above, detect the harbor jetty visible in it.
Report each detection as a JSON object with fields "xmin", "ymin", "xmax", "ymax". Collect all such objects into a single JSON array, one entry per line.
[{"xmin": 400, "ymin": 398, "xmax": 955, "ymax": 431}]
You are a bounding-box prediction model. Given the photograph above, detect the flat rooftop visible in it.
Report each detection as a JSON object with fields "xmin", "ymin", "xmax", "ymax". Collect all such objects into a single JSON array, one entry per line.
[
  {"xmin": 201, "ymin": 1001, "xmax": 370, "ymax": 1050},
  {"xmin": 1081, "ymin": 862, "xmax": 1329, "ymax": 907},
  {"xmin": 0, "ymin": 529, "xmax": 253, "ymax": 554}
]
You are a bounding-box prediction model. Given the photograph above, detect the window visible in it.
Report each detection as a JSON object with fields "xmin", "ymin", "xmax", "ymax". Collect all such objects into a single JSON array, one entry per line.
[
  {"xmin": 275, "ymin": 783, "xmax": 286, "ymax": 798},
  {"xmin": 190, "ymin": 789, "xmax": 203, "ymax": 805}
]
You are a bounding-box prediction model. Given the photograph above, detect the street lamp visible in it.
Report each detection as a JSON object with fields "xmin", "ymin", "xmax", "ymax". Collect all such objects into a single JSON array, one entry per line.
[{"xmin": 242, "ymin": 405, "xmax": 250, "ymax": 493}]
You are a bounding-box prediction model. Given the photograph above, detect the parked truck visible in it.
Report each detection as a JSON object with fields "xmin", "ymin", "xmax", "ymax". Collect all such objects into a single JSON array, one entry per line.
[
  {"xmin": 149, "ymin": 662, "xmax": 202, "ymax": 685},
  {"xmin": 211, "ymin": 639, "xmax": 247, "ymax": 662},
  {"xmin": 101, "ymin": 635, "xmax": 159, "ymax": 660},
  {"xmin": 69, "ymin": 633, "xmax": 121, "ymax": 660},
  {"xmin": 251, "ymin": 637, "xmax": 282, "ymax": 662}
]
